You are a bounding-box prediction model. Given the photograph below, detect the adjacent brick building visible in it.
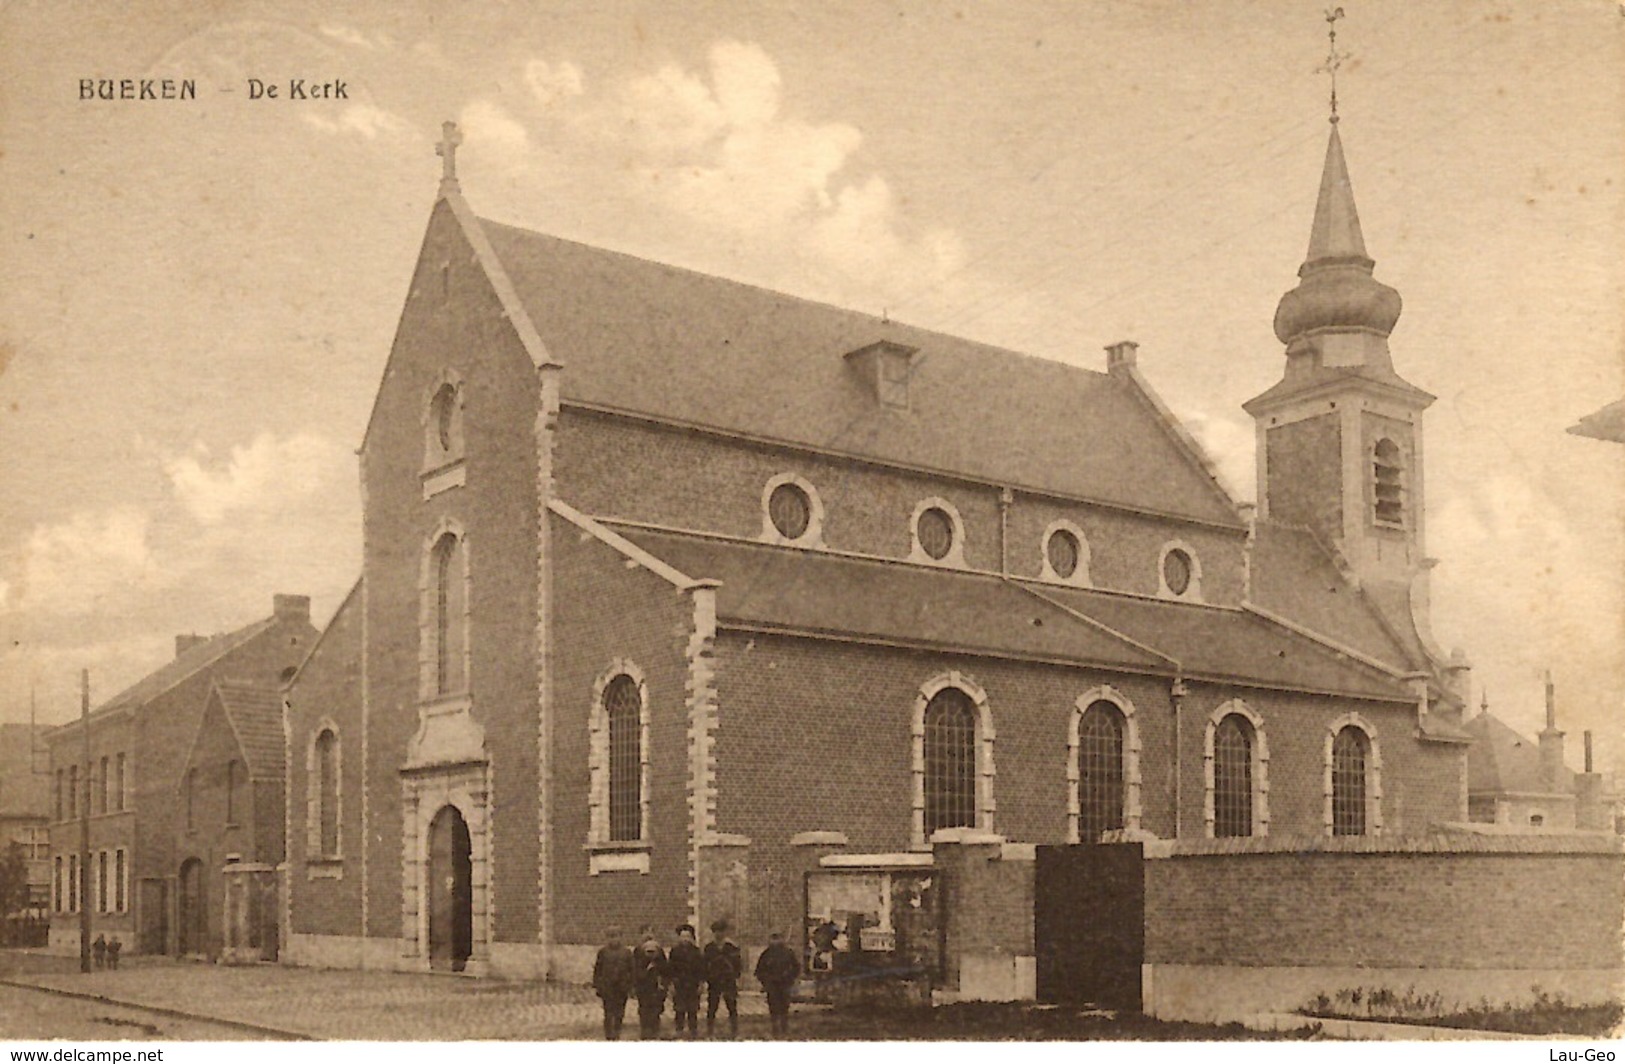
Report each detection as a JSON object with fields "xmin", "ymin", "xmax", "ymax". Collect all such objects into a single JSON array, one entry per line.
[
  {"xmin": 45, "ymin": 595, "xmax": 314, "ymax": 954},
  {"xmin": 284, "ymin": 116, "xmax": 1499, "ymax": 989},
  {"xmin": 0, "ymin": 723, "xmax": 51, "ymax": 915}
]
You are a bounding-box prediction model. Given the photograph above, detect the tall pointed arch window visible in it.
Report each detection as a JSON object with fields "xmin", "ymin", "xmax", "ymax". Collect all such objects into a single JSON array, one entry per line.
[
  {"xmin": 1373, "ymin": 438, "xmax": 1404, "ymax": 527},
  {"xmin": 922, "ymin": 688, "xmax": 978, "ymax": 837},
  {"xmin": 316, "ymin": 729, "xmax": 339, "ymax": 857},
  {"xmin": 1331, "ymin": 726, "xmax": 1369, "ymax": 836},
  {"xmin": 427, "ymin": 531, "xmax": 468, "ymax": 697},
  {"xmin": 1076, "ymin": 702, "xmax": 1126, "ymax": 842},
  {"xmin": 604, "ymin": 675, "xmax": 643, "ymax": 843},
  {"xmin": 1212, "ymin": 716, "xmax": 1254, "ymax": 837}
]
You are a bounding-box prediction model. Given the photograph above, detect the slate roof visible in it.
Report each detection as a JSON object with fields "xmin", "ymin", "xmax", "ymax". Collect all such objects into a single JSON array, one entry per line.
[
  {"xmin": 210, "ymin": 681, "xmax": 286, "ymax": 781},
  {"xmin": 1248, "ymin": 521, "xmax": 1420, "ymax": 673},
  {"xmin": 478, "ymin": 215, "xmax": 1240, "ymax": 527},
  {"xmin": 68, "ymin": 617, "xmax": 279, "ymax": 726},
  {"xmin": 617, "ymin": 527, "xmax": 1413, "ymax": 703},
  {"xmin": 1463, "ymin": 711, "xmax": 1573, "ymax": 796},
  {"xmin": 1242, "ymin": 362, "xmax": 1434, "ymax": 414}
]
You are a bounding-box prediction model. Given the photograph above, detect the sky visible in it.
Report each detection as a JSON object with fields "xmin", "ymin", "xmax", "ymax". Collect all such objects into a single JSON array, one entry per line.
[{"xmin": 1, "ymin": 1, "xmax": 1621, "ymax": 775}]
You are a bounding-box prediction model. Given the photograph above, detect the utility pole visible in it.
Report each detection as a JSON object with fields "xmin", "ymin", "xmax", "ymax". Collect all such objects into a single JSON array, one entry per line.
[{"xmin": 79, "ymin": 669, "xmax": 91, "ymax": 974}]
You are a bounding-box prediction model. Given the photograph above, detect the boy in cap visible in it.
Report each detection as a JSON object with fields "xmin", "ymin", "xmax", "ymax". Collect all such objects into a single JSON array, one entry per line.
[
  {"xmin": 667, "ymin": 923, "xmax": 705, "ymax": 1039},
  {"xmin": 754, "ymin": 930, "xmax": 801, "ymax": 1039},
  {"xmin": 633, "ymin": 925, "xmax": 669, "ymax": 1040},
  {"xmin": 591, "ymin": 926, "xmax": 635, "ymax": 1040}
]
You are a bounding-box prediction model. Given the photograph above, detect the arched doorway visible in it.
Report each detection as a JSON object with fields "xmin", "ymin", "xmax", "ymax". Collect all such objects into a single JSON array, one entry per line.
[
  {"xmin": 427, "ymin": 805, "xmax": 472, "ymax": 972},
  {"xmin": 176, "ymin": 858, "xmax": 205, "ymax": 956}
]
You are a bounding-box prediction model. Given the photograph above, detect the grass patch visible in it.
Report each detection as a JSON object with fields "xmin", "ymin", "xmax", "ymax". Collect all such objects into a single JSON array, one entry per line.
[
  {"xmin": 790, "ymin": 1000, "xmax": 1325, "ymax": 1041},
  {"xmin": 1301, "ymin": 986, "xmax": 1622, "ymax": 1038}
]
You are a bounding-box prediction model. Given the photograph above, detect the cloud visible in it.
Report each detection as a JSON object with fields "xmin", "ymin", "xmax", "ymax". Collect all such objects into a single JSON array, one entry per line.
[
  {"xmin": 303, "ymin": 103, "xmax": 410, "ymax": 140},
  {"xmin": 525, "ymin": 59, "xmax": 584, "ymax": 109},
  {"xmin": 1182, "ymin": 411, "xmax": 1255, "ymax": 503},
  {"xmin": 319, "ymin": 23, "xmax": 390, "ymax": 51},
  {"xmin": 459, "ymin": 100, "xmax": 534, "ymax": 166},
  {"xmin": 164, "ymin": 432, "xmax": 352, "ymax": 526},
  {"xmin": 7, "ymin": 507, "xmax": 156, "ymax": 616}
]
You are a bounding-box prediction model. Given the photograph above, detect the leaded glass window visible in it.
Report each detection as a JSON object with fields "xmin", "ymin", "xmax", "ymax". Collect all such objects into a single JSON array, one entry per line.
[
  {"xmin": 1213, "ymin": 715, "xmax": 1253, "ymax": 838},
  {"xmin": 432, "ymin": 533, "xmax": 467, "ymax": 696},
  {"xmin": 605, "ymin": 675, "xmax": 643, "ymax": 842},
  {"xmin": 923, "ymin": 688, "xmax": 977, "ymax": 836},
  {"xmin": 1332, "ymin": 726, "xmax": 1368, "ymax": 836},
  {"xmin": 316, "ymin": 729, "xmax": 339, "ymax": 857},
  {"xmin": 1077, "ymin": 702, "xmax": 1125, "ymax": 842}
]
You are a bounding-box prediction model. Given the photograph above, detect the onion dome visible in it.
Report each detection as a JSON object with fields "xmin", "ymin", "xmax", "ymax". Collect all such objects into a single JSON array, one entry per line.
[{"xmin": 1273, "ymin": 123, "xmax": 1402, "ymax": 345}]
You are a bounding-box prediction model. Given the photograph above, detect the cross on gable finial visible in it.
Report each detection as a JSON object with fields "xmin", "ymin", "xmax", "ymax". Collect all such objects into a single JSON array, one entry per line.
[
  {"xmin": 1317, "ymin": 7, "xmax": 1349, "ymax": 123},
  {"xmin": 436, "ymin": 120, "xmax": 463, "ymax": 188}
]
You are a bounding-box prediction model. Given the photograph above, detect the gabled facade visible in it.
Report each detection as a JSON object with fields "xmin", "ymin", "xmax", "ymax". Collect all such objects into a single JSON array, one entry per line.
[
  {"xmin": 284, "ymin": 121, "xmax": 1471, "ymax": 984},
  {"xmin": 45, "ymin": 594, "xmax": 314, "ymax": 953}
]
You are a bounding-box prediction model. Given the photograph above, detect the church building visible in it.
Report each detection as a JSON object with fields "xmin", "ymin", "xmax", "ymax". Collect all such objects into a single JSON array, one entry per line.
[{"xmin": 285, "ymin": 115, "xmax": 1478, "ymax": 982}]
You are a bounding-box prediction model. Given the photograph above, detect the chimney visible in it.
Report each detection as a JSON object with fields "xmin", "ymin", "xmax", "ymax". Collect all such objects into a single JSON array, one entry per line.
[
  {"xmin": 1105, "ymin": 340, "xmax": 1139, "ymax": 376},
  {"xmin": 273, "ymin": 594, "xmax": 311, "ymax": 623},
  {"xmin": 1538, "ymin": 670, "xmax": 1566, "ymax": 791},
  {"xmin": 175, "ymin": 634, "xmax": 209, "ymax": 658}
]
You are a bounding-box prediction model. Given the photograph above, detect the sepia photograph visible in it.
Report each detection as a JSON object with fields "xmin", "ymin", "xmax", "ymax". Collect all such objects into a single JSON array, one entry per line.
[{"xmin": 0, "ymin": 0, "xmax": 1621, "ymax": 1048}]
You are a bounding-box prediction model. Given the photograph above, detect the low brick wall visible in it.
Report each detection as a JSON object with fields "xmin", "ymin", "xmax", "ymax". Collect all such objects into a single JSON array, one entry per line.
[{"xmin": 1139, "ymin": 830, "xmax": 1625, "ymax": 1022}]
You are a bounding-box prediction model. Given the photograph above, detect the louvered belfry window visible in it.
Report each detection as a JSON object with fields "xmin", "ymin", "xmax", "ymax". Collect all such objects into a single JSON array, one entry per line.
[
  {"xmin": 1373, "ymin": 439, "xmax": 1404, "ymax": 526},
  {"xmin": 605, "ymin": 675, "xmax": 642, "ymax": 842},
  {"xmin": 1213, "ymin": 715, "xmax": 1254, "ymax": 837},
  {"xmin": 923, "ymin": 688, "xmax": 977, "ymax": 836},
  {"xmin": 1332, "ymin": 726, "xmax": 1368, "ymax": 836},
  {"xmin": 1077, "ymin": 701, "xmax": 1125, "ymax": 843}
]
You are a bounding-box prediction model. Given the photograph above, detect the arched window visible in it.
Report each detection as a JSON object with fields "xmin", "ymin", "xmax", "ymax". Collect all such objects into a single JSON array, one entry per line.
[
  {"xmin": 1213, "ymin": 716, "xmax": 1254, "ymax": 838},
  {"xmin": 1331, "ymin": 725, "xmax": 1369, "ymax": 836},
  {"xmin": 115, "ymin": 754, "xmax": 126, "ymax": 813},
  {"xmin": 68, "ymin": 765, "xmax": 78, "ymax": 821},
  {"xmin": 225, "ymin": 759, "xmax": 240, "ymax": 824},
  {"xmin": 430, "ymin": 532, "xmax": 468, "ymax": 696},
  {"xmin": 315, "ymin": 729, "xmax": 340, "ymax": 858},
  {"xmin": 184, "ymin": 768, "xmax": 196, "ymax": 831},
  {"xmin": 1373, "ymin": 438, "xmax": 1404, "ymax": 526},
  {"xmin": 1076, "ymin": 701, "xmax": 1126, "ymax": 842},
  {"xmin": 98, "ymin": 757, "xmax": 109, "ymax": 815},
  {"xmin": 604, "ymin": 675, "xmax": 643, "ymax": 843},
  {"xmin": 922, "ymin": 688, "xmax": 978, "ymax": 837}
]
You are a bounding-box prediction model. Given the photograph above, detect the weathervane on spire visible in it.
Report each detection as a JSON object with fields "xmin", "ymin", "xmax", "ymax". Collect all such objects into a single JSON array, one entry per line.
[
  {"xmin": 1318, "ymin": 7, "xmax": 1349, "ymax": 124},
  {"xmin": 436, "ymin": 120, "xmax": 463, "ymax": 192}
]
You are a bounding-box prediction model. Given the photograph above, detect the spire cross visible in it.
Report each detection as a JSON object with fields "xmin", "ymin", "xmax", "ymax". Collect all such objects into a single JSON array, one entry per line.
[
  {"xmin": 1317, "ymin": 7, "xmax": 1350, "ymax": 123},
  {"xmin": 436, "ymin": 121, "xmax": 463, "ymax": 185}
]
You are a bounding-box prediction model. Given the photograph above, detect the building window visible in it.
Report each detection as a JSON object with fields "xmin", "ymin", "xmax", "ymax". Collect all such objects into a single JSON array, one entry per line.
[
  {"xmin": 588, "ymin": 663, "xmax": 650, "ymax": 869},
  {"xmin": 426, "ymin": 530, "xmax": 469, "ymax": 697},
  {"xmin": 605, "ymin": 676, "xmax": 643, "ymax": 843},
  {"xmin": 910, "ymin": 673, "xmax": 994, "ymax": 845},
  {"xmin": 97, "ymin": 851, "xmax": 108, "ymax": 913},
  {"xmin": 426, "ymin": 378, "xmax": 465, "ymax": 468},
  {"xmin": 1157, "ymin": 541, "xmax": 1202, "ymax": 600},
  {"xmin": 53, "ymin": 857, "xmax": 62, "ymax": 912},
  {"xmin": 115, "ymin": 754, "xmax": 126, "ymax": 812},
  {"xmin": 115, "ymin": 848, "xmax": 127, "ymax": 913},
  {"xmin": 1373, "ymin": 438, "xmax": 1404, "ymax": 527},
  {"xmin": 910, "ymin": 498, "xmax": 967, "ymax": 567},
  {"xmin": 879, "ymin": 347, "xmax": 912, "ymax": 410},
  {"xmin": 1213, "ymin": 716, "xmax": 1253, "ymax": 837},
  {"xmin": 1204, "ymin": 701, "xmax": 1270, "ymax": 839},
  {"xmin": 98, "ymin": 756, "xmax": 109, "ymax": 815},
  {"xmin": 922, "ymin": 688, "xmax": 978, "ymax": 837},
  {"xmin": 1529, "ymin": 813, "xmax": 1545, "ymax": 829},
  {"xmin": 225, "ymin": 759, "xmax": 240, "ymax": 825},
  {"xmin": 761, "ymin": 474, "xmax": 824, "ymax": 546},
  {"xmin": 1325, "ymin": 717, "xmax": 1382, "ymax": 837},
  {"xmin": 54, "ymin": 770, "xmax": 62, "ymax": 822},
  {"xmin": 1040, "ymin": 520, "xmax": 1092, "ymax": 585},
  {"xmin": 68, "ymin": 854, "xmax": 79, "ymax": 913},
  {"xmin": 67, "ymin": 765, "xmax": 77, "ymax": 821},
  {"xmin": 185, "ymin": 768, "xmax": 196, "ymax": 831},
  {"xmin": 313, "ymin": 728, "xmax": 340, "ymax": 859},
  {"xmin": 1076, "ymin": 702, "xmax": 1125, "ymax": 842}
]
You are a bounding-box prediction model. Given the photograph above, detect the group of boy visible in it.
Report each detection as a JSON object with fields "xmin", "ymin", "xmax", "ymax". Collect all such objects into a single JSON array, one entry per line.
[
  {"xmin": 89, "ymin": 934, "xmax": 122, "ymax": 970},
  {"xmin": 591, "ymin": 920, "xmax": 802, "ymax": 1041}
]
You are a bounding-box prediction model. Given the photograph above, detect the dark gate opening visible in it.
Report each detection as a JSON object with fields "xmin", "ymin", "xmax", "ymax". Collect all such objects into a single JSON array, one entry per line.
[
  {"xmin": 428, "ymin": 805, "xmax": 472, "ymax": 972},
  {"xmin": 1034, "ymin": 842, "xmax": 1145, "ymax": 1011},
  {"xmin": 176, "ymin": 858, "xmax": 204, "ymax": 957}
]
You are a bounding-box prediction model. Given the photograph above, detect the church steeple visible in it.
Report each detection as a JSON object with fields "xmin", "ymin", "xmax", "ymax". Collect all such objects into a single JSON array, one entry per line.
[{"xmin": 1305, "ymin": 123, "xmax": 1368, "ymax": 264}]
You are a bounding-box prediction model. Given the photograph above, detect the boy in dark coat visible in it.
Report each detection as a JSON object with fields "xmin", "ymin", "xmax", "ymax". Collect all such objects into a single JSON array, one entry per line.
[
  {"xmin": 632, "ymin": 926, "xmax": 669, "ymax": 1040},
  {"xmin": 702, "ymin": 918, "xmax": 743, "ymax": 1039},
  {"xmin": 591, "ymin": 926, "xmax": 635, "ymax": 1040},
  {"xmin": 666, "ymin": 923, "xmax": 705, "ymax": 1039},
  {"xmin": 753, "ymin": 931, "xmax": 801, "ymax": 1039}
]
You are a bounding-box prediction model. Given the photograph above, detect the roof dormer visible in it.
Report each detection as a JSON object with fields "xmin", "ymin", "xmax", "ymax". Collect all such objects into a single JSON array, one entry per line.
[{"xmin": 845, "ymin": 339, "xmax": 918, "ymax": 411}]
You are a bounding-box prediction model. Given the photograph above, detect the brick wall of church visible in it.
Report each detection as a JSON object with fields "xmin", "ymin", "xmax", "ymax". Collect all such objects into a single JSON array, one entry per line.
[
  {"xmin": 1264, "ymin": 412, "xmax": 1341, "ymax": 534},
  {"xmin": 554, "ymin": 411, "xmax": 1247, "ymax": 604},
  {"xmin": 548, "ymin": 512, "xmax": 695, "ymax": 945},
  {"xmin": 287, "ymin": 591, "xmax": 363, "ymax": 938},
  {"xmin": 358, "ymin": 200, "xmax": 542, "ymax": 945}
]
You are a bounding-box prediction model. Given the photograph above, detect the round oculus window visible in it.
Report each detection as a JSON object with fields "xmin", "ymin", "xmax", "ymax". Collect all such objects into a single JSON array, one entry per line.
[
  {"xmin": 1163, "ymin": 548, "xmax": 1193, "ymax": 596},
  {"xmin": 916, "ymin": 506, "xmax": 956, "ymax": 561},
  {"xmin": 768, "ymin": 481, "xmax": 813, "ymax": 541},
  {"xmin": 1046, "ymin": 529, "xmax": 1081, "ymax": 579}
]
